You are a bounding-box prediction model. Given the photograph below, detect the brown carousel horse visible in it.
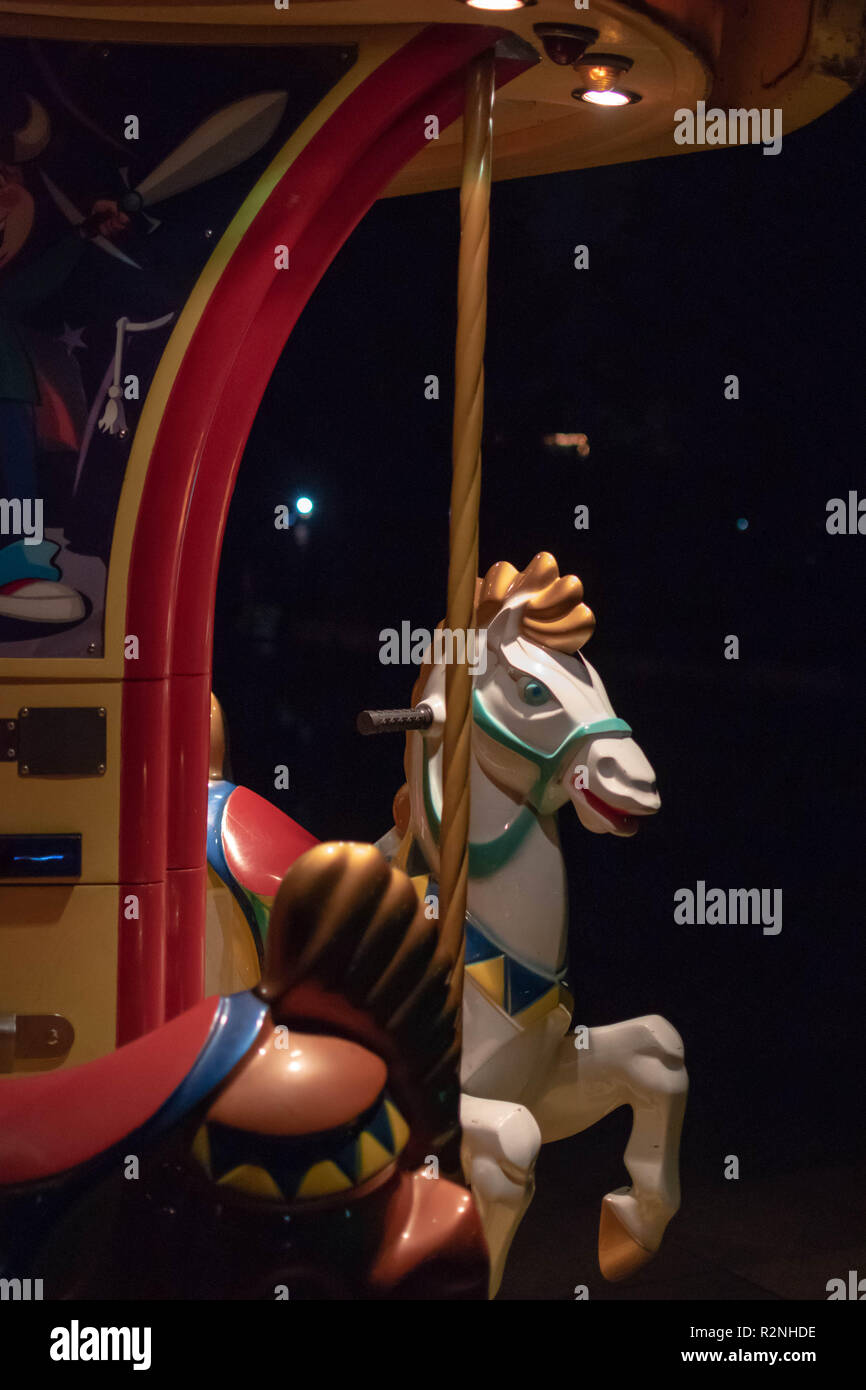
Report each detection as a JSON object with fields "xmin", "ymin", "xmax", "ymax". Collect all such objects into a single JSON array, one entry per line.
[{"xmin": 0, "ymin": 844, "xmax": 487, "ymax": 1299}]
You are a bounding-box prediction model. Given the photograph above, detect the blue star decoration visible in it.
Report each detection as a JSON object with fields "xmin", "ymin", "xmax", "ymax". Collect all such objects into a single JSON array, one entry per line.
[{"xmin": 57, "ymin": 323, "xmax": 87, "ymax": 357}]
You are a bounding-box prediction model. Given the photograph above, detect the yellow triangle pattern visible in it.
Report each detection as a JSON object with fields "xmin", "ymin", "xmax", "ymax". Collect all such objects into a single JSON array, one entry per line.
[
  {"xmin": 195, "ymin": 1099, "xmax": 412, "ymax": 1203},
  {"xmin": 410, "ymin": 874, "xmax": 430, "ymax": 905},
  {"xmin": 356, "ymin": 1131, "xmax": 396, "ymax": 1183},
  {"xmin": 217, "ymin": 1163, "xmax": 285, "ymax": 1200},
  {"xmin": 512, "ymin": 984, "xmax": 561, "ymax": 1027},
  {"xmin": 465, "ymin": 955, "xmax": 506, "ymax": 1008},
  {"xmin": 295, "ymin": 1159, "xmax": 355, "ymax": 1198}
]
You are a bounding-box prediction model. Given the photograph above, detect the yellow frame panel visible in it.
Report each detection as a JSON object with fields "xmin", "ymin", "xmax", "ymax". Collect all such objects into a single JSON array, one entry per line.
[{"xmin": 0, "ymin": 883, "xmax": 119, "ymax": 1069}]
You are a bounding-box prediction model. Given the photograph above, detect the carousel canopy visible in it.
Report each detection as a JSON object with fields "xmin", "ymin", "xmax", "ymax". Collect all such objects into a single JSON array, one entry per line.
[{"xmin": 0, "ymin": 1, "xmax": 862, "ymax": 194}]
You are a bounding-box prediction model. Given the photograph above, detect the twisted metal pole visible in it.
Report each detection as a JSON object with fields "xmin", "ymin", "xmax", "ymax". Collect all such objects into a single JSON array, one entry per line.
[{"xmin": 439, "ymin": 52, "xmax": 495, "ymax": 995}]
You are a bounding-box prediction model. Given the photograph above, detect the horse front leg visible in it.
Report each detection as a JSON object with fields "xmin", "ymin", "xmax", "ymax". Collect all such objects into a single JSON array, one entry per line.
[
  {"xmin": 459, "ymin": 1093, "xmax": 542, "ymax": 1298},
  {"xmin": 531, "ymin": 1014, "xmax": 688, "ymax": 1282}
]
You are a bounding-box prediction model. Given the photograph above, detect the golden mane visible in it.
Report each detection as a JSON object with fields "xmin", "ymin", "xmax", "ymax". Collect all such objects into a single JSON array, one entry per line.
[
  {"xmin": 408, "ymin": 552, "xmax": 594, "ymax": 715},
  {"xmin": 475, "ymin": 551, "xmax": 595, "ymax": 653}
]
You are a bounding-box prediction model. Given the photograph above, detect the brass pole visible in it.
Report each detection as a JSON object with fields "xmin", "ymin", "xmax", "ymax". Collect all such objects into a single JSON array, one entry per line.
[{"xmin": 439, "ymin": 51, "xmax": 495, "ymax": 994}]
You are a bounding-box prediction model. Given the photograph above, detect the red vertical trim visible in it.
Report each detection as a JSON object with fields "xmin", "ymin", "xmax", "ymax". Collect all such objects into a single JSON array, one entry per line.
[
  {"xmin": 119, "ymin": 677, "xmax": 169, "ymax": 884},
  {"xmin": 163, "ymin": 674, "xmax": 210, "ymax": 1014},
  {"xmin": 116, "ymin": 881, "xmax": 165, "ymax": 1047},
  {"xmin": 165, "ymin": 866, "xmax": 208, "ymax": 1021},
  {"xmin": 167, "ymin": 673, "xmax": 211, "ymax": 871},
  {"xmin": 116, "ymin": 677, "xmax": 168, "ymax": 1043}
]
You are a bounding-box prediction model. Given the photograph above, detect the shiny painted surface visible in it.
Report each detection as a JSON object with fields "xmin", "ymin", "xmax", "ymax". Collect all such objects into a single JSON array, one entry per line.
[
  {"xmin": 208, "ymin": 1026, "xmax": 388, "ymax": 1136},
  {"xmin": 0, "ymin": 995, "xmax": 220, "ymax": 1183},
  {"xmin": 222, "ymin": 785, "xmax": 319, "ymax": 897},
  {"xmin": 0, "ymin": 847, "xmax": 488, "ymax": 1297}
]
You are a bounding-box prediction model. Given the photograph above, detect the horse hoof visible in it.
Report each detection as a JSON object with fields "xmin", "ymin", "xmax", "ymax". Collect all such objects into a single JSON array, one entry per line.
[{"xmin": 597, "ymin": 1197, "xmax": 654, "ymax": 1282}]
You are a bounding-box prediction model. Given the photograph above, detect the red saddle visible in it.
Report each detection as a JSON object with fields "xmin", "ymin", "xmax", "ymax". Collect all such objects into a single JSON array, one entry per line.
[
  {"xmin": 0, "ymin": 996, "xmax": 220, "ymax": 1186},
  {"xmin": 220, "ymin": 784, "xmax": 319, "ymax": 896}
]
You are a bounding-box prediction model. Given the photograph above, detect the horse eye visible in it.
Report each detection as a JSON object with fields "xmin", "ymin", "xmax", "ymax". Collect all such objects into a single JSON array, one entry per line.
[{"xmin": 517, "ymin": 676, "xmax": 551, "ymax": 707}]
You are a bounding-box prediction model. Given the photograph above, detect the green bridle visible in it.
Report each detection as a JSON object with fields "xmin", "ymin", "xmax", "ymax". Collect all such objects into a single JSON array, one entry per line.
[{"xmin": 423, "ymin": 688, "xmax": 632, "ymax": 879}]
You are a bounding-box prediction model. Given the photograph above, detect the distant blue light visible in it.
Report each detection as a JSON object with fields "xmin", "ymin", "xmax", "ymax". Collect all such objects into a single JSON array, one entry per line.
[
  {"xmin": 736, "ymin": 518, "xmax": 749, "ymax": 531},
  {"xmin": 296, "ymin": 496, "xmax": 313, "ymax": 516}
]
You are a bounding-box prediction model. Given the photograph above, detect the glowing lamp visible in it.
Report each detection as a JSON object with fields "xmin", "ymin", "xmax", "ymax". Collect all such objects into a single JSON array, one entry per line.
[
  {"xmin": 579, "ymin": 89, "xmax": 634, "ymax": 107},
  {"xmin": 572, "ymin": 54, "xmax": 640, "ymax": 107},
  {"xmin": 296, "ymin": 496, "xmax": 313, "ymax": 515},
  {"xmin": 460, "ymin": 0, "xmax": 535, "ymax": 11}
]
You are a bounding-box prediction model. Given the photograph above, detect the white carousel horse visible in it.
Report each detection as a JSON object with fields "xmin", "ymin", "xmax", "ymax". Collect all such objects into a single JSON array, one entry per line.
[{"xmin": 378, "ymin": 553, "xmax": 688, "ymax": 1295}]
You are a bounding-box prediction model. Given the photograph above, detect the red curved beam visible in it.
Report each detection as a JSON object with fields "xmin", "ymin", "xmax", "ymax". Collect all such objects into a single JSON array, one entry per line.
[
  {"xmin": 125, "ymin": 25, "xmax": 506, "ymax": 678},
  {"xmin": 118, "ymin": 25, "xmax": 533, "ymax": 1039}
]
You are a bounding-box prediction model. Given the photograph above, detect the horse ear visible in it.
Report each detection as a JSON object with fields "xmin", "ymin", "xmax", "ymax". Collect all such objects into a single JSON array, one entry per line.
[
  {"xmin": 476, "ymin": 554, "xmax": 561, "ymax": 649},
  {"xmin": 483, "ymin": 597, "xmax": 524, "ymax": 652},
  {"xmin": 476, "ymin": 561, "xmax": 520, "ymax": 628}
]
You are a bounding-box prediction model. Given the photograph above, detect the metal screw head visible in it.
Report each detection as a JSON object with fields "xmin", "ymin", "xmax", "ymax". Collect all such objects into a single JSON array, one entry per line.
[
  {"xmin": 6, "ymin": 749, "xmax": 14, "ymax": 759},
  {"xmin": 98, "ymin": 708, "xmax": 106, "ymax": 718},
  {"xmin": 87, "ymin": 643, "xmax": 98, "ymax": 655},
  {"xmin": 97, "ymin": 763, "xmax": 106, "ymax": 776},
  {"xmin": 20, "ymin": 708, "xmax": 29, "ymax": 718},
  {"xmin": 20, "ymin": 765, "xmax": 29, "ymax": 776},
  {"xmin": 5, "ymin": 720, "xmax": 14, "ymax": 731}
]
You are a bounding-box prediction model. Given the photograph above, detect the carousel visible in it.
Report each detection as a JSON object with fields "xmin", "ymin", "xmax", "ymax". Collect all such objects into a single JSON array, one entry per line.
[{"xmin": 0, "ymin": 0, "xmax": 861, "ymax": 1299}]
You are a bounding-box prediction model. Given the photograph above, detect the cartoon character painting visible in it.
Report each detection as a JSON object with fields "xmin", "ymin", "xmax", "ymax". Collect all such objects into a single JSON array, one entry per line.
[
  {"xmin": 0, "ymin": 42, "xmax": 291, "ymax": 657},
  {"xmin": 0, "ymin": 91, "xmax": 129, "ymax": 628}
]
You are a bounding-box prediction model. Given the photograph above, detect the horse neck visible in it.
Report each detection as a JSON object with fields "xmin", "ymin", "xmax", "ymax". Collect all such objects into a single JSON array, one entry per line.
[{"xmin": 409, "ymin": 727, "xmax": 569, "ymax": 977}]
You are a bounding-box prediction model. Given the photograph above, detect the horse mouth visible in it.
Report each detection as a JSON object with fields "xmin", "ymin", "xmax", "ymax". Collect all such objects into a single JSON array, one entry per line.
[{"xmin": 577, "ymin": 787, "xmax": 640, "ymax": 835}]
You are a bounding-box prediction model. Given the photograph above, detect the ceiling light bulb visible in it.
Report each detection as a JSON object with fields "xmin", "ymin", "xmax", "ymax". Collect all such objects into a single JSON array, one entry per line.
[
  {"xmin": 462, "ymin": 0, "xmax": 533, "ymax": 11},
  {"xmin": 580, "ymin": 89, "xmax": 633, "ymax": 107}
]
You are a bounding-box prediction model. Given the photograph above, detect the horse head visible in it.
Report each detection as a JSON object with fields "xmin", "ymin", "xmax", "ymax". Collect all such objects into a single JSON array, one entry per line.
[
  {"xmin": 472, "ymin": 552, "xmax": 660, "ymax": 834},
  {"xmin": 403, "ymin": 553, "xmax": 660, "ymax": 864}
]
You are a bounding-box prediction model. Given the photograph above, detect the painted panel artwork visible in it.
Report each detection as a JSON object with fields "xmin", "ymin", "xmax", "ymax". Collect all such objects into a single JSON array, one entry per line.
[{"xmin": 0, "ymin": 38, "xmax": 347, "ymax": 658}]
